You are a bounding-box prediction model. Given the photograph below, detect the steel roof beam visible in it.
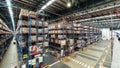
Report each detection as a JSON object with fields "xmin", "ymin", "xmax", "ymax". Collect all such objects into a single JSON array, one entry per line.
[
  {"xmin": 56, "ymin": 0, "xmax": 67, "ymax": 8},
  {"xmin": 53, "ymin": 1, "xmax": 66, "ymax": 9},
  {"xmin": 50, "ymin": 4, "xmax": 63, "ymax": 11}
]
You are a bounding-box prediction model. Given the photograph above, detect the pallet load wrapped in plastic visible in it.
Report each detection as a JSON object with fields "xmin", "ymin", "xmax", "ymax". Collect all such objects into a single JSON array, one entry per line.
[
  {"xmin": 0, "ymin": 24, "xmax": 2, "ymax": 28},
  {"xmin": 31, "ymin": 36, "xmax": 36, "ymax": 41},
  {"xmin": 44, "ymin": 28, "xmax": 48, "ymax": 33},
  {"xmin": 31, "ymin": 28, "xmax": 36, "ymax": 33},
  {"xmin": 31, "ymin": 20, "xmax": 36, "ymax": 26},
  {"xmin": 22, "ymin": 20, "xmax": 28, "ymax": 26},
  {"xmin": 70, "ymin": 39, "xmax": 74, "ymax": 45},
  {"xmin": 44, "ymin": 41, "xmax": 48, "ymax": 47},
  {"xmin": 22, "ymin": 28, "xmax": 28, "ymax": 33},
  {"xmin": 19, "ymin": 9, "xmax": 29, "ymax": 17},
  {"xmin": 29, "ymin": 11, "xmax": 36, "ymax": 18},
  {"xmin": 61, "ymin": 40, "xmax": 66, "ymax": 46},
  {"xmin": 38, "ymin": 21, "xmax": 42, "ymax": 26},
  {"xmin": 44, "ymin": 22, "xmax": 48, "ymax": 26},
  {"xmin": 38, "ymin": 37, "xmax": 43, "ymax": 41}
]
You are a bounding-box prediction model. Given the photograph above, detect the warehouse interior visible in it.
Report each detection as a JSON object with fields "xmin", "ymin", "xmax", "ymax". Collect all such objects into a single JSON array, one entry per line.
[{"xmin": 0, "ymin": 0, "xmax": 120, "ymax": 68}]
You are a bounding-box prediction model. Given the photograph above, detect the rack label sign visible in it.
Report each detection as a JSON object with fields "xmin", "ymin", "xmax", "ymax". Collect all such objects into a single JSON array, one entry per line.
[{"xmin": 23, "ymin": 54, "xmax": 28, "ymax": 59}]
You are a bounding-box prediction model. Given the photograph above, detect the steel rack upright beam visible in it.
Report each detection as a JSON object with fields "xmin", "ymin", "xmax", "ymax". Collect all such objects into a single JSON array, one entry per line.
[
  {"xmin": 42, "ymin": 16, "xmax": 45, "ymax": 63},
  {"xmin": 79, "ymin": 25, "xmax": 82, "ymax": 48},
  {"xmin": 71, "ymin": 22, "xmax": 74, "ymax": 53},
  {"xmin": 82, "ymin": 27, "xmax": 85, "ymax": 49},
  {"xmin": 61, "ymin": 22, "xmax": 65, "ymax": 59},
  {"xmin": 18, "ymin": 16, "xmax": 23, "ymax": 68},
  {"xmin": 35, "ymin": 14, "xmax": 39, "ymax": 48},
  {"xmin": 47, "ymin": 20, "xmax": 50, "ymax": 64},
  {"xmin": 92, "ymin": 28, "xmax": 94, "ymax": 43},
  {"xmin": 88, "ymin": 27, "xmax": 90, "ymax": 45},
  {"xmin": 27, "ymin": 16, "xmax": 32, "ymax": 68}
]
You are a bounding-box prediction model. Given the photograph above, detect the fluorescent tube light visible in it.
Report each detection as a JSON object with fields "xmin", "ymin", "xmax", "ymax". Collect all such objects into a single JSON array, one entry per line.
[
  {"xmin": 6, "ymin": 0, "xmax": 15, "ymax": 31},
  {"xmin": 39, "ymin": 0, "xmax": 56, "ymax": 12}
]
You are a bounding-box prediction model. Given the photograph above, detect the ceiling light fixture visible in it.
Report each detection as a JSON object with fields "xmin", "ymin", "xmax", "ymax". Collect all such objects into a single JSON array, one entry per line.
[
  {"xmin": 67, "ymin": 2, "xmax": 72, "ymax": 8},
  {"xmin": 6, "ymin": 0, "xmax": 15, "ymax": 31},
  {"xmin": 39, "ymin": 0, "xmax": 56, "ymax": 12}
]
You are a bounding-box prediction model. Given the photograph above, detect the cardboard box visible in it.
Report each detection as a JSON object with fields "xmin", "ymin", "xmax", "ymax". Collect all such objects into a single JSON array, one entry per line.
[
  {"xmin": 55, "ymin": 40, "xmax": 58, "ymax": 43},
  {"xmin": 74, "ymin": 24, "xmax": 77, "ymax": 26},
  {"xmin": 31, "ymin": 28, "xmax": 36, "ymax": 33},
  {"xmin": 22, "ymin": 20, "xmax": 28, "ymax": 26},
  {"xmin": 58, "ymin": 40, "xmax": 60, "ymax": 44},
  {"xmin": 44, "ymin": 41, "xmax": 48, "ymax": 47},
  {"xmin": 61, "ymin": 40, "xmax": 66, "ymax": 45},
  {"xmin": 51, "ymin": 39, "xmax": 53, "ymax": 42},
  {"xmin": 31, "ymin": 20, "xmax": 36, "ymax": 25},
  {"xmin": 58, "ymin": 25, "xmax": 61, "ymax": 28},
  {"xmin": 22, "ymin": 28, "xmax": 28, "ymax": 33},
  {"xmin": 0, "ymin": 24, "xmax": 2, "ymax": 28},
  {"xmin": 38, "ymin": 29, "xmax": 42, "ymax": 33},
  {"xmin": 44, "ymin": 22, "xmax": 48, "ymax": 26},
  {"xmin": 29, "ymin": 11, "xmax": 36, "ymax": 18},
  {"xmin": 20, "ymin": 9, "xmax": 29, "ymax": 17},
  {"xmin": 38, "ymin": 21, "xmax": 42, "ymax": 26},
  {"xmin": 38, "ymin": 37, "xmax": 43, "ymax": 41},
  {"xmin": 31, "ymin": 36, "xmax": 36, "ymax": 41},
  {"xmin": 28, "ymin": 56, "xmax": 43, "ymax": 65},
  {"xmin": 70, "ymin": 39, "xmax": 74, "ymax": 45},
  {"xmin": 77, "ymin": 40, "xmax": 80, "ymax": 43},
  {"xmin": 58, "ymin": 30, "xmax": 60, "ymax": 33}
]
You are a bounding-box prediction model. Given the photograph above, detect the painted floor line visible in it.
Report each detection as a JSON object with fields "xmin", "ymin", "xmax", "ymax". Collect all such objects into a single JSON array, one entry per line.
[
  {"xmin": 87, "ymin": 65, "xmax": 91, "ymax": 68},
  {"xmin": 77, "ymin": 52, "xmax": 97, "ymax": 59},
  {"xmin": 84, "ymin": 64, "xmax": 87, "ymax": 67},
  {"xmin": 68, "ymin": 57, "xmax": 93, "ymax": 68},
  {"xmin": 49, "ymin": 61, "xmax": 60, "ymax": 67},
  {"xmin": 76, "ymin": 52, "xmax": 98, "ymax": 62}
]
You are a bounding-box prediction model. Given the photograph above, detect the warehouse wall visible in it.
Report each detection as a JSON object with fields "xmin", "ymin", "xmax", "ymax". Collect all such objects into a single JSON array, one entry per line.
[
  {"xmin": 101, "ymin": 28, "xmax": 111, "ymax": 40},
  {"xmin": 114, "ymin": 30, "xmax": 120, "ymax": 36}
]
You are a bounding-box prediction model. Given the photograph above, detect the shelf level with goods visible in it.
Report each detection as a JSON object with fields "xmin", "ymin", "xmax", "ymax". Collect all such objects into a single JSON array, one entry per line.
[
  {"xmin": 17, "ymin": 8, "xmax": 48, "ymax": 67},
  {"xmin": 67, "ymin": 22, "xmax": 74, "ymax": 54},
  {"xmin": 94, "ymin": 28, "xmax": 102, "ymax": 41},
  {"xmin": 73, "ymin": 23, "xmax": 102, "ymax": 50},
  {"xmin": 0, "ymin": 19, "xmax": 12, "ymax": 34},
  {"xmin": 73, "ymin": 24, "xmax": 84, "ymax": 50},
  {"xmin": 93, "ymin": 28, "xmax": 98, "ymax": 42},
  {"xmin": 84, "ymin": 26, "xmax": 91, "ymax": 45},
  {"xmin": 0, "ymin": 35, "xmax": 12, "ymax": 61},
  {"xmin": 89, "ymin": 27, "xmax": 94, "ymax": 44},
  {"xmin": 65, "ymin": 23, "xmax": 74, "ymax": 55}
]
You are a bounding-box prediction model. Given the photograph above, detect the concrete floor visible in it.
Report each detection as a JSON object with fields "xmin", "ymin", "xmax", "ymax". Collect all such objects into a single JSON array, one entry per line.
[
  {"xmin": 111, "ymin": 36, "xmax": 120, "ymax": 68},
  {"xmin": 44, "ymin": 53, "xmax": 70, "ymax": 68},
  {"xmin": 0, "ymin": 38, "xmax": 117, "ymax": 68},
  {"xmin": 0, "ymin": 37, "xmax": 19, "ymax": 68},
  {"xmin": 63, "ymin": 40, "xmax": 111, "ymax": 68}
]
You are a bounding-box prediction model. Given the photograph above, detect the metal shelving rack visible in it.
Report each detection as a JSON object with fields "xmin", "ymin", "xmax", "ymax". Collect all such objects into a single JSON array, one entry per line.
[
  {"xmin": 0, "ymin": 19, "xmax": 13, "ymax": 61},
  {"xmin": 49, "ymin": 20, "xmax": 72, "ymax": 58},
  {"xmin": 84, "ymin": 26, "xmax": 90, "ymax": 46},
  {"xmin": 49, "ymin": 22, "xmax": 63, "ymax": 58},
  {"xmin": 72, "ymin": 23, "xmax": 102, "ymax": 50},
  {"xmin": 73, "ymin": 24, "xmax": 84, "ymax": 50},
  {"xmin": 16, "ymin": 9, "xmax": 48, "ymax": 68},
  {"xmin": 69, "ymin": 22, "xmax": 74, "ymax": 53},
  {"xmin": 17, "ymin": 16, "xmax": 23, "ymax": 68},
  {"xmin": 27, "ymin": 15, "xmax": 32, "ymax": 68},
  {"xmin": 89, "ymin": 27, "xmax": 93, "ymax": 44},
  {"xmin": 73, "ymin": 24, "xmax": 78, "ymax": 50}
]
